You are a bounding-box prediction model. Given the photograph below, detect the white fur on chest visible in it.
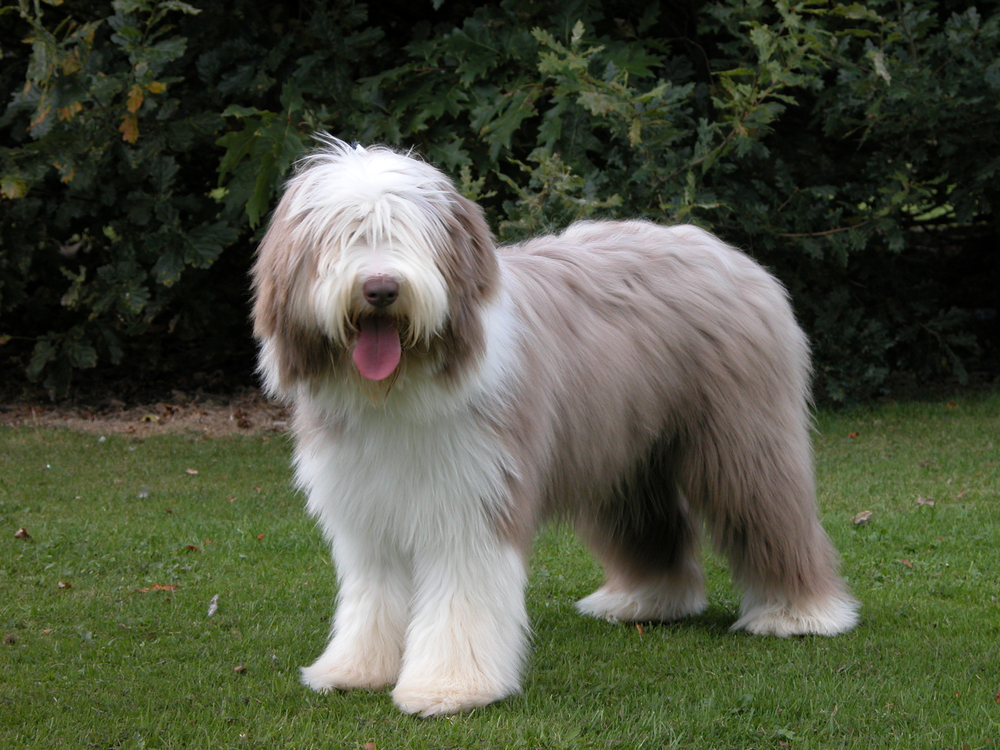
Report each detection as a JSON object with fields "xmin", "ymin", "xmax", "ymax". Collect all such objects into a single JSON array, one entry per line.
[
  {"xmin": 294, "ymin": 407, "xmax": 509, "ymax": 550},
  {"xmin": 292, "ymin": 287, "xmax": 521, "ymax": 553}
]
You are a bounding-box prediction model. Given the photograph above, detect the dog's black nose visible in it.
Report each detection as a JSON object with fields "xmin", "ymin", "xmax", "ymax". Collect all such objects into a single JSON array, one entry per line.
[{"xmin": 363, "ymin": 277, "xmax": 399, "ymax": 309}]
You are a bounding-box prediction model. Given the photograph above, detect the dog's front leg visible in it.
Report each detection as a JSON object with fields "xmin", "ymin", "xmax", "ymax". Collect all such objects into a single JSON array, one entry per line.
[
  {"xmin": 300, "ymin": 532, "xmax": 410, "ymax": 692},
  {"xmin": 392, "ymin": 535, "xmax": 529, "ymax": 717}
]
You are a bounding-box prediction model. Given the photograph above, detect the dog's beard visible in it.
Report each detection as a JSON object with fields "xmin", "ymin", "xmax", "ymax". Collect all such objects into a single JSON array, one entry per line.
[{"xmin": 355, "ymin": 359, "xmax": 404, "ymax": 405}]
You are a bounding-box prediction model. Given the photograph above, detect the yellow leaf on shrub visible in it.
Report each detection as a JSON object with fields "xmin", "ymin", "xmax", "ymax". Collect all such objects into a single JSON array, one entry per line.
[
  {"xmin": 127, "ymin": 85, "xmax": 144, "ymax": 113},
  {"xmin": 147, "ymin": 81, "xmax": 166, "ymax": 94},
  {"xmin": 54, "ymin": 160, "xmax": 76, "ymax": 184},
  {"xmin": 29, "ymin": 103, "xmax": 53, "ymax": 132},
  {"xmin": 1, "ymin": 176, "xmax": 28, "ymax": 200},
  {"xmin": 62, "ymin": 50, "xmax": 83, "ymax": 75},
  {"xmin": 119, "ymin": 112, "xmax": 139, "ymax": 143},
  {"xmin": 58, "ymin": 101, "xmax": 83, "ymax": 121}
]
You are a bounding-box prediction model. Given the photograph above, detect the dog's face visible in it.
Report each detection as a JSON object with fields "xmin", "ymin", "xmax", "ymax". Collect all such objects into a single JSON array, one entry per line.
[{"xmin": 251, "ymin": 139, "xmax": 499, "ymax": 397}]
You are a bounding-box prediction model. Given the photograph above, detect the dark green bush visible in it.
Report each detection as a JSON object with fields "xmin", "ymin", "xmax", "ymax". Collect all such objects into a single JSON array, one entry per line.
[{"xmin": 2, "ymin": 0, "xmax": 997, "ymax": 400}]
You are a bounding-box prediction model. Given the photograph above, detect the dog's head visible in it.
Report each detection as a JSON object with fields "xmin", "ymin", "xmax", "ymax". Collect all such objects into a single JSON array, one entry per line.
[{"xmin": 251, "ymin": 137, "xmax": 499, "ymax": 399}]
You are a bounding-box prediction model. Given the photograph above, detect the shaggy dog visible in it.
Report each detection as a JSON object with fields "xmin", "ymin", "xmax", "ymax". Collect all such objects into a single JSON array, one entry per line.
[{"xmin": 251, "ymin": 137, "xmax": 859, "ymax": 717}]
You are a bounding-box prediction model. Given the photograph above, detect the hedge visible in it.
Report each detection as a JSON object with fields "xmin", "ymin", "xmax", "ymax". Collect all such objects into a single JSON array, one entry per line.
[{"xmin": 2, "ymin": 0, "xmax": 998, "ymax": 401}]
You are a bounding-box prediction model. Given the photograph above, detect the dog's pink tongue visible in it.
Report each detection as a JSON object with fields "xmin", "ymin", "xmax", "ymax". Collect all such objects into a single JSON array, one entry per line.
[{"xmin": 353, "ymin": 318, "xmax": 402, "ymax": 381}]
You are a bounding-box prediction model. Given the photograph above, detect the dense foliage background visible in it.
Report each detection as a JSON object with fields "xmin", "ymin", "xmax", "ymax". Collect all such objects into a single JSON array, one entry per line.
[{"xmin": 2, "ymin": 0, "xmax": 998, "ymax": 401}]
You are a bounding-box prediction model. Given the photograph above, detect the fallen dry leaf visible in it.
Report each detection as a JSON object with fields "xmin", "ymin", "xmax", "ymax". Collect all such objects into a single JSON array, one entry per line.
[
  {"xmin": 256, "ymin": 533, "xmax": 265, "ymax": 541},
  {"xmin": 234, "ymin": 407, "xmax": 253, "ymax": 429},
  {"xmin": 184, "ymin": 468, "xmax": 199, "ymax": 475},
  {"xmin": 186, "ymin": 544, "xmax": 200, "ymax": 552},
  {"xmin": 234, "ymin": 664, "xmax": 247, "ymax": 674},
  {"xmin": 58, "ymin": 581, "xmax": 72, "ymax": 589},
  {"xmin": 901, "ymin": 558, "xmax": 913, "ymax": 569},
  {"xmin": 364, "ymin": 743, "xmax": 376, "ymax": 750},
  {"xmin": 852, "ymin": 510, "xmax": 873, "ymax": 525},
  {"xmin": 207, "ymin": 594, "xmax": 219, "ymax": 617},
  {"xmin": 137, "ymin": 583, "xmax": 178, "ymax": 593},
  {"xmin": 916, "ymin": 497, "xmax": 935, "ymax": 507},
  {"xmin": 847, "ymin": 431, "xmax": 859, "ymax": 438},
  {"xmin": 635, "ymin": 623, "xmax": 644, "ymax": 635},
  {"xmin": 14, "ymin": 527, "xmax": 30, "ymax": 539}
]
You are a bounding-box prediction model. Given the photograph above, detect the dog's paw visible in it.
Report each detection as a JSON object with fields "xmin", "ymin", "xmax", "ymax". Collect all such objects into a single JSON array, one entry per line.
[
  {"xmin": 300, "ymin": 655, "xmax": 397, "ymax": 693},
  {"xmin": 732, "ymin": 593, "xmax": 860, "ymax": 637},
  {"xmin": 576, "ymin": 581, "xmax": 708, "ymax": 623},
  {"xmin": 391, "ymin": 681, "xmax": 511, "ymax": 717}
]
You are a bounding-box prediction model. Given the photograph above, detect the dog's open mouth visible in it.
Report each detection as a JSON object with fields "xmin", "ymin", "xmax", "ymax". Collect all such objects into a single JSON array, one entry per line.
[{"xmin": 352, "ymin": 316, "xmax": 402, "ymax": 381}]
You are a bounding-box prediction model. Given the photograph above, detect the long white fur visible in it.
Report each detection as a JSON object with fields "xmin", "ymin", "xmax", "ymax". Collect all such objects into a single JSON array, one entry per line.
[
  {"xmin": 251, "ymin": 138, "xmax": 859, "ymax": 717},
  {"xmin": 288, "ymin": 284, "xmax": 527, "ymax": 715}
]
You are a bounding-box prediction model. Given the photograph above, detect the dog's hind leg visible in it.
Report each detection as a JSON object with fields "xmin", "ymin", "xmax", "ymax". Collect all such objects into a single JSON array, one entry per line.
[
  {"xmin": 575, "ymin": 447, "xmax": 708, "ymax": 623},
  {"xmin": 683, "ymin": 417, "xmax": 859, "ymax": 637}
]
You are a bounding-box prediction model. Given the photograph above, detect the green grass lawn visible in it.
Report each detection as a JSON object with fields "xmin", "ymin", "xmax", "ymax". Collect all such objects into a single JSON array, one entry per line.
[{"xmin": 2, "ymin": 393, "xmax": 998, "ymax": 749}]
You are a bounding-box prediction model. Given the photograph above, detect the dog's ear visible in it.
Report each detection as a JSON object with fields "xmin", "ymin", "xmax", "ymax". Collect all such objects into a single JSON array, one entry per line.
[
  {"xmin": 250, "ymin": 227, "xmax": 282, "ymax": 342},
  {"xmin": 436, "ymin": 194, "xmax": 500, "ymax": 380},
  {"xmin": 251, "ymin": 186, "xmax": 303, "ymax": 341},
  {"xmin": 445, "ymin": 194, "xmax": 499, "ymax": 303},
  {"xmin": 251, "ymin": 184, "xmax": 335, "ymax": 393}
]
